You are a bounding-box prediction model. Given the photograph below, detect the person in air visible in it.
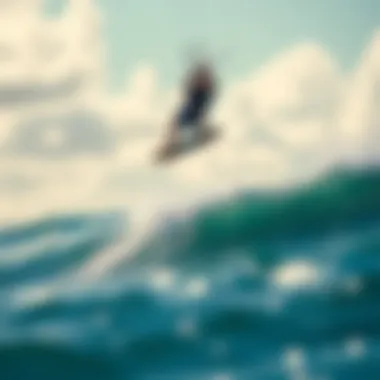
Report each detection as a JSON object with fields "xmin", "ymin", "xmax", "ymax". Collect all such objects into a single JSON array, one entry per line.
[{"xmin": 161, "ymin": 61, "xmax": 216, "ymax": 151}]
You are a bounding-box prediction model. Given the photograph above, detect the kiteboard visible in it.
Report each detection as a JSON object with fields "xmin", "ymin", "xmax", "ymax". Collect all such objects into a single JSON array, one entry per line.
[{"xmin": 154, "ymin": 125, "xmax": 221, "ymax": 164}]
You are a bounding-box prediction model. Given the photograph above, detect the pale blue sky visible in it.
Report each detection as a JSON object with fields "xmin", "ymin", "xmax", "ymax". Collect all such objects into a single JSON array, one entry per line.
[{"xmin": 44, "ymin": 0, "xmax": 380, "ymax": 91}]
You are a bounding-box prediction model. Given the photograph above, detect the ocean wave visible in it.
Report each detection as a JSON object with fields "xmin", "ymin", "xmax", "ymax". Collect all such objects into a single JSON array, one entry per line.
[
  {"xmin": 124, "ymin": 166, "xmax": 380, "ymax": 269},
  {"xmin": 2, "ymin": 167, "xmax": 380, "ymax": 379}
]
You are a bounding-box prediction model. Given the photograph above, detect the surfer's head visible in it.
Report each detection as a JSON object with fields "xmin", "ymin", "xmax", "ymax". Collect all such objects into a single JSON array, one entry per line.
[{"xmin": 191, "ymin": 62, "xmax": 213, "ymax": 89}]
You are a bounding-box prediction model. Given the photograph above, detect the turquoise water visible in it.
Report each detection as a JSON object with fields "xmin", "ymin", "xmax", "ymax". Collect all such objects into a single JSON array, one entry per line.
[{"xmin": 1, "ymin": 167, "xmax": 380, "ymax": 379}]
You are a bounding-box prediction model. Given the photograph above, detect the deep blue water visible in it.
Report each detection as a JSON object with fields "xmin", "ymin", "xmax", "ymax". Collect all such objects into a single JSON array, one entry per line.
[{"xmin": 1, "ymin": 167, "xmax": 380, "ymax": 380}]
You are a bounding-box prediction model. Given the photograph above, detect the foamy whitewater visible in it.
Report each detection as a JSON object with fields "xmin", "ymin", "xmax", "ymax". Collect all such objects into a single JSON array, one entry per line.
[{"xmin": 1, "ymin": 1, "xmax": 380, "ymax": 379}]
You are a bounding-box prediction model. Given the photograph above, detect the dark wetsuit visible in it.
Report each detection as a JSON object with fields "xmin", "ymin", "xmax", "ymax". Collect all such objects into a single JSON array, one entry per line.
[{"xmin": 177, "ymin": 86, "xmax": 213, "ymax": 128}]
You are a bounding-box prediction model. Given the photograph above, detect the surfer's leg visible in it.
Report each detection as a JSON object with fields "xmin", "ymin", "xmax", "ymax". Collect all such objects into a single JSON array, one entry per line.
[
  {"xmin": 158, "ymin": 117, "xmax": 181, "ymax": 155},
  {"xmin": 194, "ymin": 114, "xmax": 212, "ymax": 139},
  {"xmin": 166, "ymin": 120, "xmax": 180, "ymax": 146},
  {"xmin": 166, "ymin": 108, "xmax": 192, "ymax": 144}
]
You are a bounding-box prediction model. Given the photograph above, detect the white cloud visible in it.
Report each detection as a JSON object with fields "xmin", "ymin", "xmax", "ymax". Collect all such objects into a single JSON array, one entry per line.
[
  {"xmin": 5, "ymin": 109, "xmax": 116, "ymax": 159},
  {"xmin": 0, "ymin": 0, "xmax": 103, "ymax": 102},
  {"xmin": 336, "ymin": 32, "xmax": 380, "ymax": 165},
  {"xmin": 0, "ymin": 0, "xmax": 379, "ymax": 225}
]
